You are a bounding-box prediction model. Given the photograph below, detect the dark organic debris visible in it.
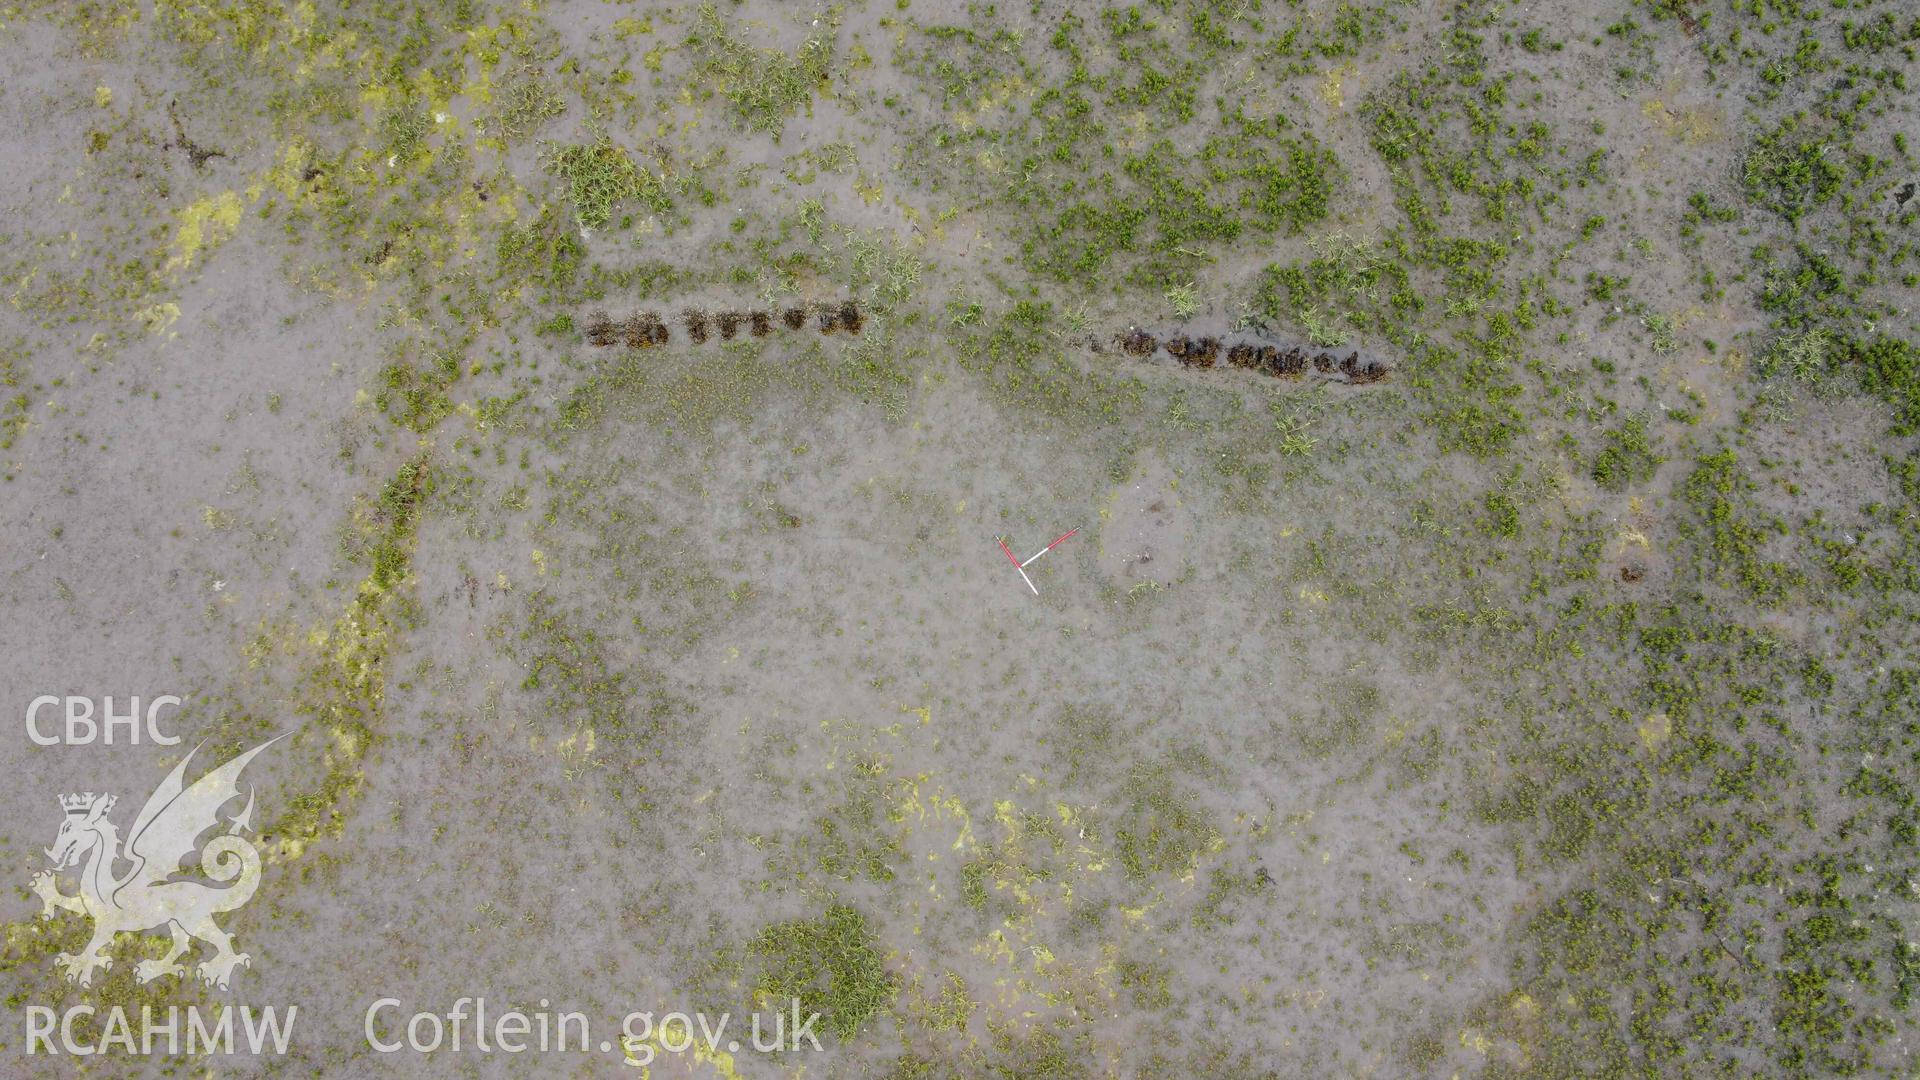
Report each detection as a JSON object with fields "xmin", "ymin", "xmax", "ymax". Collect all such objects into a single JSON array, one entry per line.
[
  {"xmin": 1120, "ymin": 329, "xmax": 1157, "ymax": 357},
  {"xmin": 622, "ymin": 312, "xmax": 669, "ymax": 347},
  {"xmin": 579, "ymin": 302, "xmax": 872, "ymax": 348},
  {"xmin": 1104, "ymin": 328, "xmax": 1387, "ymax": 384},
  {"xmin": 578, "ymin": 306, "xmax": 1391, "ymax": 390},
  {"xmin": 1271, "ymin": 347, "xmax": 1308, "ymax": 377},
  {"xmin": 167, "ymin": 100, "xmax": 227, "ymax": 170}
]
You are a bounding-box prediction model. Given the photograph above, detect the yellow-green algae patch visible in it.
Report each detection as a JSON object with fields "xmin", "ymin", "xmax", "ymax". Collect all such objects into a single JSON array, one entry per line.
[{"xmin": 165, "ymin": 191, "xmax": 245, "ymax": 273}]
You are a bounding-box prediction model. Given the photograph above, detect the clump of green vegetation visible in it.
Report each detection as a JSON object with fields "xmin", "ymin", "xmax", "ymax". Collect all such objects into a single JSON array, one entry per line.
[
  {"xmin": 1481, "ymin": 489, "xmax": 1521, "ymax": 539},
  {"xmin": 513, "ymin": 590, "xmax": 651, "ymax": 742},
  {"xmin": 953, "ymin": 302, "xmax": 1147, "ymax": 427},
  {"xmin": 1680, "ymin": 448, "xmax": 1802, "ymax": 603},
  {"xmin": 1751, "ymin": 324, "xmax": 1920, "ymax": 440},
  {"xmin": 1642, "ymin": 313, "xmax": 1679, "ymax": 353},
  {"xmin": 375, "ymin": 343, "xmax": 464, "ymax": 432},
  {"xmin": 1028, "ymin": 124, "xmax": 1338, "ymax": 285},
  {"xmin": 843, "ymin": 230, "xmax": 922, "ymax": 312},
  {"xmin": 1255, "ymin": 232, "xmax": 1397, "ymax": 347},
  {"xmin": 1757, "ymin": 326, "xmax": 1834, "ymax": 382},
  {"xmin": 986, "ymin": 1026, "xmax": 1092, "ymax": 1079},
  {"xmin": 496, "ymin": 207, "xmax": 587, "ymax": 298},
  {"xmin": 1297, "ymin": 305, "xmax": 1351, "ymax": 347},
  {"xmin": 959, "ymin": 803, "xmax": 1065, "ymax": 916},
  {"xmin": 897, "ymin": 10, "xmax": 1339, "ymax": 286},
  {"xmin": 1741, "ymin": 116, "xmax": 1845, "ymax": 224},
  {"xmin": 686, "ymin": 2, "xmax": 835, "ymax": 138},
  {"xmin": 834, "ymin": 334, "xmax": 915, "ymax": 422},
  {"xmin": 1274, "ymin": 413, "xmax": 1317, "ymax": 457},
  {"xmin": 809, "ymin": 756, "xmax": 909, "ymax": 884},
  {"xmin": 545, "ymin": 137, "xmax": 669, "ymax": 231},
  {"xmin": 751, "ymin": 903, "xmax": 896, "ymax": 1041},
  {"xmin": 380, "ymin": 102, "xmax": 432, "ymax": 167},
  {"xmin": 0, "ymin": 347, "xmax": 29, "ymax": 451},
  {"xmin": 1164, "ymin": 281, "xmax": 1199, "ymax": 320},
  {"xmin": 490, "ymin": 66, "xmax": 566, "ymax": 142},
  {"xmin": 1591, "ymin": 414, "xmax": 1660, "ymax": 490},
  {"xmin": 1111, "ymin": 766, "xmax": 1222, "ymax": 881},
  {"xmin": 786, "ymin": 142, "xmax": 857, "ymax": 183},
  {"xmin": 363, "ymin": 456, "xmax": 433, "ymax": 599},
  {"xmin": 1851, "ymin": 335, "xmax": 1920, "ymax": 435}
]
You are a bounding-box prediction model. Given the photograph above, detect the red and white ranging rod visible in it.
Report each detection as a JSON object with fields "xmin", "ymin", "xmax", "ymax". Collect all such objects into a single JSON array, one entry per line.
[{"xmin": 997, "ymin": 527, "xmax": 1081, "ymax": 595}]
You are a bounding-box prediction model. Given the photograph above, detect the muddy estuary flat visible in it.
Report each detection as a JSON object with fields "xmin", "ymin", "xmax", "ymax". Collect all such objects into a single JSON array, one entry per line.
[{"xmin": 1, "ymin": 2, "xmax": 1916, "ymax": 1077}]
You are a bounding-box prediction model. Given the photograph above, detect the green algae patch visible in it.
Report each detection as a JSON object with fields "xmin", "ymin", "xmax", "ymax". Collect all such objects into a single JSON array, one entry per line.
[
  {"xmin": 165, "ymin": 191, "xmax": 246, "ymax": 273},
  {"xmin": 260, "ymin": 455, "xmax": 433, "ymax": 855}
]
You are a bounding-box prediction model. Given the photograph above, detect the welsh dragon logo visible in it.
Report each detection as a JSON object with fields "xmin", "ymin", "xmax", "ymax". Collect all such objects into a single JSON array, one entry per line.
[{"xmin": 28, "ymin": 736, "xmax": 281, "ymax": 990}]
